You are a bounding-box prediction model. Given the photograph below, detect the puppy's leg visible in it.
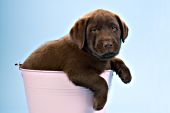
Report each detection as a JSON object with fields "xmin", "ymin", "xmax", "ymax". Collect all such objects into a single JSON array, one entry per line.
[
  {"xmin": 66, "ymin": 70, "xmax": 108, "ymax": 111},
  {"xmin": 110, "ymin": 58, "xmax": 132, "ymax": 84}
]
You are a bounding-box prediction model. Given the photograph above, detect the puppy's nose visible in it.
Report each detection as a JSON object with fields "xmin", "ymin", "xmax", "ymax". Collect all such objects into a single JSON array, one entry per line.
[{"xmin": 103, "ymin": 42, "xmax": 113, "ymax": 49}]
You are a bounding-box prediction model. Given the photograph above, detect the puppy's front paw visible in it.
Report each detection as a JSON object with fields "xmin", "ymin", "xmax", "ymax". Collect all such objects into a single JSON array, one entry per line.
[
  {"xmin": 93, "ymin": 95, "xmax": 106, "ymax": 111},
  {"xmin": 118, "ymin": 65, "xmax": 132, "ymax": 84}
]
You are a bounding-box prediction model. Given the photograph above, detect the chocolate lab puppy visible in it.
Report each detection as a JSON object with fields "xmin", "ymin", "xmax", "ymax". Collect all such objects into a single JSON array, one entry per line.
[{"xmin": 21, "ymin": 9, "xmax": 132, "ymax": 110}]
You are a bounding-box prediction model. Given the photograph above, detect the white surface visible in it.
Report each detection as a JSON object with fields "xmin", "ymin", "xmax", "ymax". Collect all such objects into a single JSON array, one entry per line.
[{"xmin": 21, "ymin": 69, "xmax": 113, "ymax": 113}]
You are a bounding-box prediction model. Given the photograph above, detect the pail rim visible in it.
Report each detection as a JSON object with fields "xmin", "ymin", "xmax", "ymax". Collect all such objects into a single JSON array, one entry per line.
[{"xmin": 20, "ymin": 68, "xmax": 112, "ymax": 74}]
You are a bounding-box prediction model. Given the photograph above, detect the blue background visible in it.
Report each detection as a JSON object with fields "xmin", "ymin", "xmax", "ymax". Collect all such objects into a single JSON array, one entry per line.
[{"xmin": 0, "ymin": 0, "xmax": 170, "ymax": 113}]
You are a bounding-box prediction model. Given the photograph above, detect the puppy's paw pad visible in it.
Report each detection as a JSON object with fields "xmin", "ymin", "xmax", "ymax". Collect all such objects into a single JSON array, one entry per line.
[
  {"xmin": 118, "ymin": 66, "xmax": 132, "ymax": 84},
  {"xmin": 121, "ymin": 74, "xmax": 132, "ymax": 84},
  {"xmin": 93, "ymin": 98, "xmax": 105, "ymax": 111}
]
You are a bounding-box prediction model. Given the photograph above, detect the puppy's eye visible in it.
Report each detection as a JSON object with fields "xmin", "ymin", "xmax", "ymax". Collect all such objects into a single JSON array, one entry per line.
[
  {"xmin": 112, "ymin": 26, "xmax": 118, "ymax": 32},
  {"xmin": 91, "ymin": 28, "xmax": 97, "ymax": 33}
]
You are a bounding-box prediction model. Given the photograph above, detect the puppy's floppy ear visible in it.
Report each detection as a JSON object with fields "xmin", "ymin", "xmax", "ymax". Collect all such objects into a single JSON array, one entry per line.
[
  {"xmin": 70, "ymin": 18, "xmax": 89, "ymax": 49},
  {"xmin": 115, "ymin": 15, "xmax": 129, "ymax": 43}
]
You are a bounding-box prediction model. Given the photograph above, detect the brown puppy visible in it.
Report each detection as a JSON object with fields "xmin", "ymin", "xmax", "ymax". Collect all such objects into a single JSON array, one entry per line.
[{"xmin": 21, "ymin": 9, "xmax": 132, "ymax": 110}]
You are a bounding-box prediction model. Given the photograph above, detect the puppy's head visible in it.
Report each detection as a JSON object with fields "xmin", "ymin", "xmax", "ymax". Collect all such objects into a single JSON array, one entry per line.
[{"xmin": 70, "ymin": 9, "xmax": 128, "ymax": 60}]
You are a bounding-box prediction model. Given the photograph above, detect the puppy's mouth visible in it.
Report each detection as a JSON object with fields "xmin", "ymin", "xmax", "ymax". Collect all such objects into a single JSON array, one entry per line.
[
  {"xmin": 102, "ymin": 52, "xmax": 117, "ymax": 58},
  {"xmin": 83, "ymin": 45, "xmax": 119, "ymax": 60},
  {"xmin": 97, "ymin": 52, "xmax": 119, "ymax": 60}
]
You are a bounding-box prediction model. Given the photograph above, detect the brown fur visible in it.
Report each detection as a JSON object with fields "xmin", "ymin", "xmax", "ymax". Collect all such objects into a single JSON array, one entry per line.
[{"xmin": 21, "ymin": 9, "xmax": 132, "ymax": 110}]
